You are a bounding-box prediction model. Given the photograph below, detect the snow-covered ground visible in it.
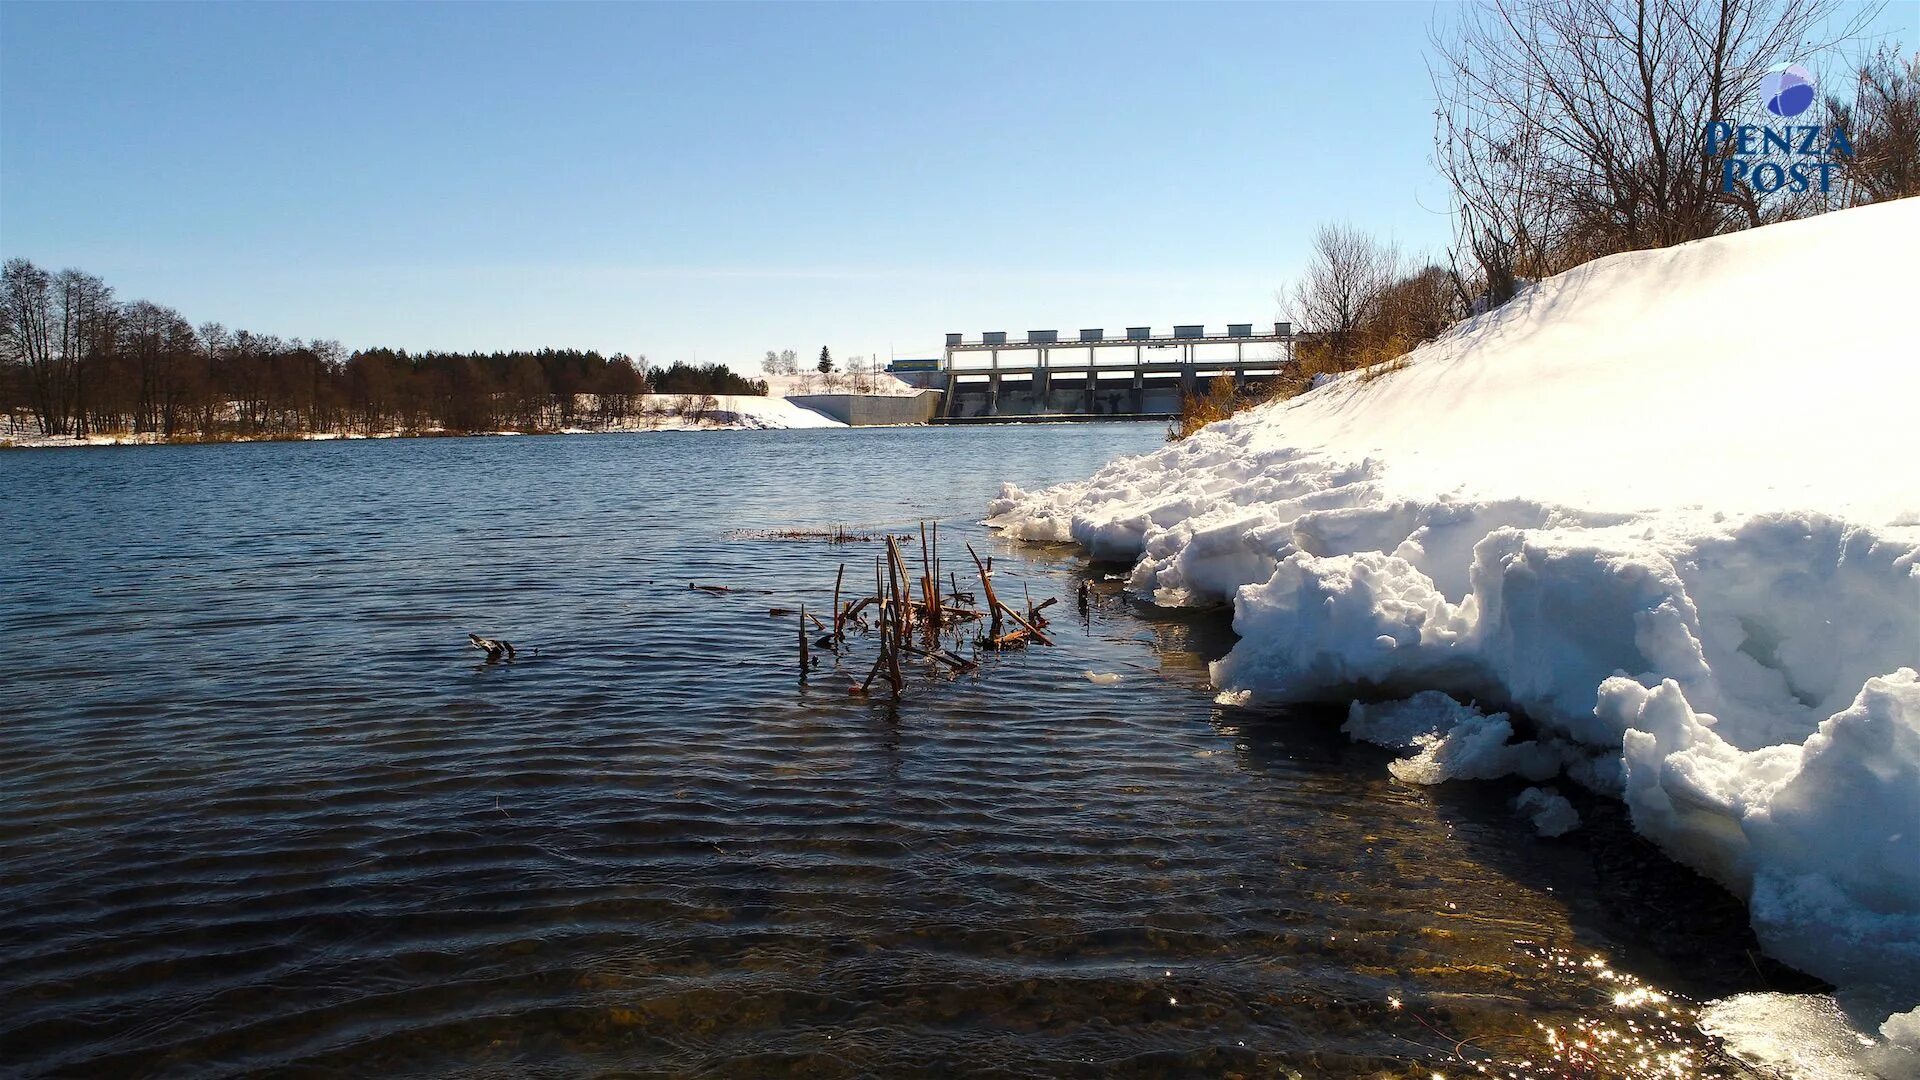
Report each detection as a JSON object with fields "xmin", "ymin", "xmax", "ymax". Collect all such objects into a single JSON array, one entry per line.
[{"xmin": 987, "ymin": 198, "xmax": 1920, "ymax": 1071}]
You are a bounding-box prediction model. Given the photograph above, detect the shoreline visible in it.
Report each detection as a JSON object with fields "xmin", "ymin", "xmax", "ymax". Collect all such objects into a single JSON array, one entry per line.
[
  {"xmin": 0, "ymin": 417, "xmax": 1175, "ymax": 449},
  {"xmin": 0, "ymin": 420, "xmax": 854, "ymax": 450}
]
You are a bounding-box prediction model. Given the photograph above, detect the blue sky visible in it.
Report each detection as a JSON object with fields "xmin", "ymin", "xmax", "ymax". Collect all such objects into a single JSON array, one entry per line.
[{"xmin": 1, "ymin": 2, "xmax": 1908, "ymax": 369}]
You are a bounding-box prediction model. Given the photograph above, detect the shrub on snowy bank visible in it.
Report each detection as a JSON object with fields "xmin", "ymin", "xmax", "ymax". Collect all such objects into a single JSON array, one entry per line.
[
  {"xmin": 986, "ymin": 199, "xmax": 1920, "ymax": 1045},
  {"xmin": 1170, "ymin": 226, "xmax": 1463, "ymax": 442}
]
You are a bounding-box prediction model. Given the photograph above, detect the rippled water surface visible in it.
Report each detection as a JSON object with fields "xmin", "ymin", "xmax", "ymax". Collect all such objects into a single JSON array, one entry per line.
[{"xmin": 1, "ymin": 427, "xmax": 1795, "ymax": 1077}]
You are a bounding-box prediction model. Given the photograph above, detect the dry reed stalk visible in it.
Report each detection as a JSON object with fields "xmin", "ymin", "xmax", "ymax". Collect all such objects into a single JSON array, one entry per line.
[
  {"xmin": 883, "ymin": 541, "xmax": 906, "ymax": 694},
  {"xmin": 832, "ymin": 563, "xmax": 844, "ymax": 644},
  {"xmin": 886, "ymin": 537, "xmax": 914, "ymax": 639},
  {"xmin": 966, "ymin": 543, "xmax": 1004, "ymax": 642},
  {"xmin": 919, "ymin": 521, "xmax": 939, "ymax": 631}
]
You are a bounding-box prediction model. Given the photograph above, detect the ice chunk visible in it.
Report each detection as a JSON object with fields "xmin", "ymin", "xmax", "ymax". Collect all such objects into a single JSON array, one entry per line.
[
  {"xmin": 1344, "ymin": 693, "xmax": 1571, "ymax": 785},
  {"xmin": 1343, "ymin": 691, "xmax": 1476, "ymax": 750},
  {"xmin": 1700, "ymin": 992, "xmax": 1920, "ymax": 1080},
  {"xmin": 1512, "ymin": 786, "xmax": 1580, "ymax": 837}
]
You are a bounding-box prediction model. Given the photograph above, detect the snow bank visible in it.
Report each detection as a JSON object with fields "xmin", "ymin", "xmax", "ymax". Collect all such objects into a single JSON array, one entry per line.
[
  {"xmin": 626, "ymin": 394, "xmax": 845, "ymax": 430},
  {"xmin": 986, "ymin": 199, "xmax": 1920, "ymax": 1031}
]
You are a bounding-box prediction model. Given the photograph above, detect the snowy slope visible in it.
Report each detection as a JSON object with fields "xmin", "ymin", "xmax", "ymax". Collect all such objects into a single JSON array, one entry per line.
[
  {"xmin": 1224, "ymin": 201, "xmax": 1918, "ymax": 523},
  {"xmin": 986, "ymin": 198, "xmax": 1920, "ymax": 1058},
  {"xmin": 695, "ymin": 394, "xmax": 844, "ymax": 429},
  {"xmin": 624, "ymin": 394, "xmax": 845, "ymax": 430}
]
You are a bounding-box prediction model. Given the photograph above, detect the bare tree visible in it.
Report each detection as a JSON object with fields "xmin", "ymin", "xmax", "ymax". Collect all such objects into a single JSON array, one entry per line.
[
  {"xmin": 0, "ymin": 259, "xmax": 62, "ymax": 434},
  {"xmin": 846, "ymin": 355, "xmax": 873, "ymax": 394},
  {"xmin": 1286, "ymin": 223, "xmax": 1400, "ymax": 371},
  {"xmin": 121, "ymin": 300, "xmax": 193, "ymax": 433},
  {"xmin": 1432, "ymin": 0, "xmax": 1874, "ymax": 307},
  {"xmin": 53, "ymin": 269, "xmax": 115, "ymax": 436},
  {"xmin": 1827, "ymin": 44, "xmax": 1920, "ymax": 202},
  {"xmin": 1433, "ymin": 63, "xmax": 1563, "ymax": 309}
]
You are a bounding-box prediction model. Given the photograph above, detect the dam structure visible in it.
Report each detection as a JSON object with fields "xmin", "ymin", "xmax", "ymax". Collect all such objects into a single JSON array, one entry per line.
[{"xmin": 917, "ymin": 323, "xmax": 1295, "ymax": 422}]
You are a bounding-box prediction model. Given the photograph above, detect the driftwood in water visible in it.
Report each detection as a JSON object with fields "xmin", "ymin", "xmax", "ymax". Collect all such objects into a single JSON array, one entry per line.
[
  {"xmin": 1025, "ymin": 596, "xmax": 1058, "ymax": 631},
  {"xmin": 998, "ymin": 602, "xmax": 1054, "ymax": 646},
  {"xmin": 900, "ymin": 642, "xmax": 977, "ymax": 672},
  {"xmin": 768, "ymin": 607, "xmax": 826, "ymax": 629},
  {"xmin": 692, "ymin": 582, "xmax": 774, "ymax": 596},
  {"xmin": 469, "ymin": 633, "xmax": 516, "ymax": 663}
]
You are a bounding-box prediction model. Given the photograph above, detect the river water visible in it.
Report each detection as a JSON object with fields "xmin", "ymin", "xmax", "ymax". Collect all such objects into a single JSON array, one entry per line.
[{"xmin": 0, "ymin": 425, "xmax": 1800, "ymax": 1077}]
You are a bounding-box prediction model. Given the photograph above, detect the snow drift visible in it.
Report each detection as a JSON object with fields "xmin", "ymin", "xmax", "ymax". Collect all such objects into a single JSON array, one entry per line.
[
  {"xmin": 986, "ymin": 199, "xmax": 1920, "ymax": 1043},
  {"xmin": 623, "ymin": 394, "xmax": 845, "ymax": 430}
]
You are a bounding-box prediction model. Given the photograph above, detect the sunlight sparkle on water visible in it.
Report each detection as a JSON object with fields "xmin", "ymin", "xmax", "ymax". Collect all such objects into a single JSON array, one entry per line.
[{"xmin": 1433, "ymin": 948, "xmax": 1711, "ymax": 1080}]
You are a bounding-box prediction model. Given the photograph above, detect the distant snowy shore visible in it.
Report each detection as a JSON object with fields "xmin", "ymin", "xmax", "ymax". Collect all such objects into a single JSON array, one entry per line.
[
  {"xmin": 1, "ymin": 393, "xmax": 844, "ymax": 448},
  {"xmin": 988, "ymin": 198, "xmax": 1920, "ymax": 1072}
]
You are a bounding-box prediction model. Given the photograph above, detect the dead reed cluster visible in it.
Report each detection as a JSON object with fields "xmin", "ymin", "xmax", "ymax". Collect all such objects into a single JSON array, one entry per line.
[{"xmin": 697, "ymin": 521, "xmax": 1060, "ymax": 699}]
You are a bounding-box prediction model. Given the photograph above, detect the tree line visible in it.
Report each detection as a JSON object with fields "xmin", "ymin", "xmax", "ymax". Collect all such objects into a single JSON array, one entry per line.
[{"xmin": 0, "ymin": 259, "xmax": 767, "ymax": 439}]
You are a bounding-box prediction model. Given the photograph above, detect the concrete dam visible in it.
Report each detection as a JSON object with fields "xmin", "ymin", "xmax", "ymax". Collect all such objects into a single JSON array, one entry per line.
[{"xmin": 888, "ymin": 322, "xmax": 1295, "ymax": 423}]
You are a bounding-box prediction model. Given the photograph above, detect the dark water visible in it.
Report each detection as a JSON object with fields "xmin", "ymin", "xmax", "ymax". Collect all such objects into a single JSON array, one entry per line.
[{"xmin": 0, "ymin": 426, "xmax": 1787, "ymax": 1077}]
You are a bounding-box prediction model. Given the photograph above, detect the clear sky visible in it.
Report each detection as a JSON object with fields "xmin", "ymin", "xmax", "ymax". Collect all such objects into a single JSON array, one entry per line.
[{"xmin": 1, "ymin": 1, "xmax": 1907, "ymax": 370}]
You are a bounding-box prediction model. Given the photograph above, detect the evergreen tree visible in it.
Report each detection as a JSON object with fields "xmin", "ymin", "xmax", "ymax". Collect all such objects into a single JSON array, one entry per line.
[{"xmin": 817, "ymin": 346, "xmax": 832, "ymax": 375}]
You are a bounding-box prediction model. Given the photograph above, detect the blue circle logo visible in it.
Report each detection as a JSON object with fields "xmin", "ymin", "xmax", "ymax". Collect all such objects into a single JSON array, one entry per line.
[{"xmin": 1761, "ymin": 64, "xmax": 1816, "ymax": 117}]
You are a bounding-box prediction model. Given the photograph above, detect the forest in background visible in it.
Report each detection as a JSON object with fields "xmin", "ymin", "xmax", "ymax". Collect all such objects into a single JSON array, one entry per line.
[{"xmin": 0, "ymin": 268, "xmax": 769, "ymax": 441}]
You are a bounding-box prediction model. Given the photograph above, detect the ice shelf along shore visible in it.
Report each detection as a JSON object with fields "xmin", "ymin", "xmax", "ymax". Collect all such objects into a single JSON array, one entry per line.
[{"xmin": 987, "ymin": 197, "xmax": 1920, "ymax": 1069}]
